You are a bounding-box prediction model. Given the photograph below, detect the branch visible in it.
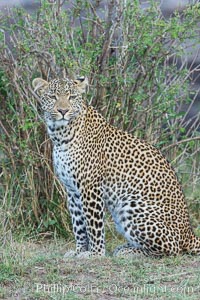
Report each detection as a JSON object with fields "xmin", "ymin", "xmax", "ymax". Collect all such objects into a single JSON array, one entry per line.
[{"xmin": 162, "ymin": 136, "xmax": 200, "ymax": 151}]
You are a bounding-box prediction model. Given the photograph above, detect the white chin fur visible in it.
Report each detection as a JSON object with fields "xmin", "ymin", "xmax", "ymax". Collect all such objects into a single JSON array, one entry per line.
[{"xmin": 47, "ymin": 118, "xmax": 69, "ymax": 127}]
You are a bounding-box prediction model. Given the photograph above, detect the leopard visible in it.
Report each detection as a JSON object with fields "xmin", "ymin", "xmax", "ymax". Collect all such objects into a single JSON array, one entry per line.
[{"xmin": 32, "ymin": 76, "xmax": 200, "ymax": 258}]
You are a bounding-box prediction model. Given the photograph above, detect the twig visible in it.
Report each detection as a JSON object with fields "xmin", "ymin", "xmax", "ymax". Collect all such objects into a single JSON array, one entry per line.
[{"xmin": 162, "ymin": 136, "xmax": 200, "ymax": 151}]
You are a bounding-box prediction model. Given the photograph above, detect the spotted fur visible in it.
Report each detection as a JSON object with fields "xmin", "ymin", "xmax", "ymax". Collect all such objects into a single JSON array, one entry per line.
[{"xmin": 32, "ymin": 76, "xmax": 200, "ymax": 258}]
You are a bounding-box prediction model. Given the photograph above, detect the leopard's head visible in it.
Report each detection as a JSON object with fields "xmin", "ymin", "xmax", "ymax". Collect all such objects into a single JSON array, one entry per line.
[{"xmin": 32, "ymin": 77, "xmax": 88, "ymax": 125}]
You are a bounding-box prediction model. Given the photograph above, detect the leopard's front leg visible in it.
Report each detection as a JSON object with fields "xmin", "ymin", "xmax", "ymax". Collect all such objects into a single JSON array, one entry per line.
[
  {"xmin": 78, "ymin": 185, "xmax": 105, "ymax": 258},
  {"xmin": 64, "ymin": 192, "xmax": 89, "ymax": 258}
]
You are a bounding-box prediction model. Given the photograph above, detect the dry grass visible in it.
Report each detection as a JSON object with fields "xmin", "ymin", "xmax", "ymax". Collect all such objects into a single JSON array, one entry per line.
[
  {"xmin": 0, "ymin": 0, "xmax": 200, "ymax": 241},
  {"xmin": 0, "ymin": 237, "xmax": 200, "ymax": 300}
]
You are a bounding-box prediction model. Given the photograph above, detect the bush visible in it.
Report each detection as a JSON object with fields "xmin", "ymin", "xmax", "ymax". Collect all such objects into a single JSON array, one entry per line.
[{"xmin": 0, "ymin": 0, "xmax": 200, "ymax": 239}]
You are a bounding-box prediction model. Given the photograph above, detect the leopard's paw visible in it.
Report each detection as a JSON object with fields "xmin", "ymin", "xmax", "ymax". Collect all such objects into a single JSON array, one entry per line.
[
  {"xmin": 76, "ymin": 251, "xmax": 92, "ymax": 259},
  {"xmin": 76, "ymin": 251, "xmax": 105, "ymax": 259},
  {"xmin": 63, "ymin": 250, "xmax": 77, "ymax": 259}
]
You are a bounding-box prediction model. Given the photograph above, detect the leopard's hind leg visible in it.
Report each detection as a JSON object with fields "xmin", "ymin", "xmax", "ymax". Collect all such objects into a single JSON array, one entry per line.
[
  {"xmin": 114, "ymin": 222, "xmax": 181, "ymax": 258},
  {"xmin": 113, "ymin": 243, "xmax": 147, "ymax": 257}
]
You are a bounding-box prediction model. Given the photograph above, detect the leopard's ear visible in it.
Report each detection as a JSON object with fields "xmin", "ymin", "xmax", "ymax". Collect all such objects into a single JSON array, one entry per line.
[
  {"xmin": 74, "ymin": 76, "xmax": 88, "ymax": 94},
  {"xmin": 32, "ymin": 78, "xmax": 49, "ymax": 96}
]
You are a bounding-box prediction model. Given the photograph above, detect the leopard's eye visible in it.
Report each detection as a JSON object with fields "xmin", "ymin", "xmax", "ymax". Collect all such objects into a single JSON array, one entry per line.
[
  {"xmin": 69, "ymin": 94, "xmax": 77, "ymax": 100},
  {"xmin": 50, "ymin": 95, "xmax": 58, "ymax": 101}
]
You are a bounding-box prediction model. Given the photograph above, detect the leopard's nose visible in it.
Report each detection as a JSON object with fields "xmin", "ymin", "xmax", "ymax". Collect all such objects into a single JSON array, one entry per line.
[{"xmin": 57, "ymin": 108, "xmax": 69, "ymax": 116}]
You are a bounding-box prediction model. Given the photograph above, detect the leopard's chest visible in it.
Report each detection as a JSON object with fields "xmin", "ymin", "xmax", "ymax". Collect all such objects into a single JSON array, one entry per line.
[{"xmin": 53, "ymin": 146, "xmax": 78, "ymax": 194}]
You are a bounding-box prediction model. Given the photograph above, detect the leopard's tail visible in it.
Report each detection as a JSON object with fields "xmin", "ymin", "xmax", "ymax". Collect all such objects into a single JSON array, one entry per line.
[{"xmin": 187, "ymin": 232, "xmax": 200, "ymax": 255}]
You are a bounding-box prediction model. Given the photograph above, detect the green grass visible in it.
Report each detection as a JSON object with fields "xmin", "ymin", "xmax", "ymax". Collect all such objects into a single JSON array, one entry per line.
[{"xmin": 0, "ymin": 237, "xmax": 200, "ymax": 300}]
